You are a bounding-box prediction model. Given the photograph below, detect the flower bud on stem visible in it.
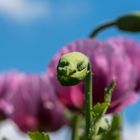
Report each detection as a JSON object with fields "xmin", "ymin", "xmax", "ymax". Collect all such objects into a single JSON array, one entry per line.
[
  {"xmin": 57, "ymin": 52, "xmax": 93, "ymax": 140},
  {"xmin": 89, "ymin": 11, "xmax": 140, "ymax": 38}
]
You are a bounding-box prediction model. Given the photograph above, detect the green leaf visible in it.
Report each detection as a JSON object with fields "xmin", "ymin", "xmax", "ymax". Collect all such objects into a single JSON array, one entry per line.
[
  {"xmin": 104, "ymin": 81, "xmax": 116, "ymax": 103},
  {"xmin": 92, "ymin": 103, "xmax": 109, "ymax": 119},
  {"xmin": 101, "ymin": 114, "xmax": 122, "ymax": 140},
  {"xmin": 89, "ymin": 81, "xmax": 116, "ymax": 139},
  {"xmin": 90, "ymin": 103, "xmax": 110, "ymax": 139},
  {"xmin": 97, "ymin": 118, "xmax": 110, "ymax": 134},
  {"xmin": 91, "ymin": 81, "xmax": 116, "ymax": 124},
  {"xmin": 28, "ymin": 131, "xmax": 50, "ymax": 140}
]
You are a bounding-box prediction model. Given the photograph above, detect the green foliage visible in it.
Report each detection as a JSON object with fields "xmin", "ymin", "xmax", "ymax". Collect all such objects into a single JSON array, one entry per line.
[
  {"xmin": 89, "ymin": 81, "xmax": 116, "ymax": 140},
  {"xmin": 28, "ymin": 132, "xmax": 50, "ymax": 140},
  {"xmin": 102, "ymin": 114, "xmax": 122, "ymax": 140},
  {"xmin": 92, "ymin": 103, "xmax": 109, "ymax": 119},
  {"xmin": 27, "ymin": 81, "xmax": 120, "ymax": 140},
  {"xmin": 104, "ymin": 81, "xmax": 116, "ymax": 103},
  {"xmin": 90, "ymin": 103, "xmax": 110, "ymax": 139}
]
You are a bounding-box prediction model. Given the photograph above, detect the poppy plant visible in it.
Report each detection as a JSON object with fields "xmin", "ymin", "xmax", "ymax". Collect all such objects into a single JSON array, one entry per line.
[{"xmin": 47, "ymin": 38, "xmax": 140, "ymax": 113}]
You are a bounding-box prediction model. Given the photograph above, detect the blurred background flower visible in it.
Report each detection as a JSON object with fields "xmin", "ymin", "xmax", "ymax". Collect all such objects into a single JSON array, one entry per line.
[
  {"xmin": 108, "ymin": 38, "xmax": 140, "ymax": 91},
  {"xmin": 0, "ymin": 71, "xmax": 67, "ymax": 132},
  {"xmin": 0, "ymin": 0, "xmax": 140, "ymax": 140},
  {"xmin": 47, "ymin": 38, "xmax": 139, "ymax": 113}
]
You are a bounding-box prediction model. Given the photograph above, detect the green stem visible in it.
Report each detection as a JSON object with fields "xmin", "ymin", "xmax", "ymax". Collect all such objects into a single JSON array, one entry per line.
[
  {"xmin": 89, "ymin": 21, "xmax": 116, "ymax": 38},
  {"xmin": 111, "ymin": 113, "xmax": 123, "ymax": 140},
  {"xmin": 71, "ymin": 115, "xmax": 81, "ymax": 140},
  {"xmin": 118, "ymin": 114, "xmax": 123, "ymax": 140},
  {"xmin": 84, "ymin": 71, "xmax": 93, "ymax": 140},
  {"xmin": 103, "ymin": 113, "xmax": 123, "ymax": 140}
]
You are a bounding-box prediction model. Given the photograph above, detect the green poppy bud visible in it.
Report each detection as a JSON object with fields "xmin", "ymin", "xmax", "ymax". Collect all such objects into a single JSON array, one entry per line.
[
  {"xmin": 57, "ymin": 52, "xmax": 90, "ymax": 86},
  {"xmin": 116, "ymin": 12, "xmax": 140, "ymax": 32}
]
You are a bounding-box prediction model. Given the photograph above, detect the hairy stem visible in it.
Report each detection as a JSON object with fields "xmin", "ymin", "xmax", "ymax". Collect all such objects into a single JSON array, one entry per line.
[
  {"xmin": 112, "ymin": 113, "xmax": 123, "ymax": 140},
  {"xmin": 84, "ymin": 71, "xmax": 93, "ymax": 140},
  {"xmin": 89, "ymin": 21, "xmax": 116, "ymax": 38},
  {"xmin": 71, "ymin": 115, "xmax": 82, "ymax": 140}
]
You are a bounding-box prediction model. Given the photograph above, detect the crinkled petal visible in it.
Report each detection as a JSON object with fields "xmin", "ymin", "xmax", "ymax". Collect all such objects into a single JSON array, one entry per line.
[{"xmin": 47, "ymin": 38, "xmax": 139, "ymax": 113}]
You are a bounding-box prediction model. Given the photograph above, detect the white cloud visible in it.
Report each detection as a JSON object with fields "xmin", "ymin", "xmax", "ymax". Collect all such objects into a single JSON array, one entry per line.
[
  {"xmin": 0, "ymin": 0, "xmax": 48, "ymax": 21},
  {"xmin": 123, "ymin": 122, "xmax": 140, "ymax": 140},
  {"xmin": 0, "ymin": 0, "xmax": 92, "ymax": 22}
]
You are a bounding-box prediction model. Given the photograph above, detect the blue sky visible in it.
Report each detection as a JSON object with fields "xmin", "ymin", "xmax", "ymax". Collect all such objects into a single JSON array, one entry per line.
[{"xmin": 0, "ymin": 0, "xmax": 140, "ymax": 133}]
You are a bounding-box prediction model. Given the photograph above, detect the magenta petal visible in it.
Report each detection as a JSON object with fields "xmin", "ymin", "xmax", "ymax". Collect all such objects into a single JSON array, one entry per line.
[
  {"xmin": 47, "ymin": 38, "xmax": 139, "ymax": 113},
  {"xmin": 0, "ymin": 71, "xmax": 67, "ymax": 132}
]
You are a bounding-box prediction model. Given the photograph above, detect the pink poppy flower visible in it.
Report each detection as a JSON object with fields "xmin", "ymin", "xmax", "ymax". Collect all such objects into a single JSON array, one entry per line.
[
  {"xmin": 47, "ymin": 38, "xmax": 139, "ymax": 113},
  {"xmin": 107, "ymin": 38, "xmax": 140, "ymax": 92},
  {"xmin": 0, "ymin": 71, "xmax": 67, "ymax": 132}
]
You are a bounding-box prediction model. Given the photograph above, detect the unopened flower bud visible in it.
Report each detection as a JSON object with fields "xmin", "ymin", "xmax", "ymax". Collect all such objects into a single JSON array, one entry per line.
[
  {"xmin": 116, "ymin": 12, "xmax": 140, "ymax": 32},
  {"xmin": 57, "ymin": 52, "xmax": 89, "ymax": 86}
]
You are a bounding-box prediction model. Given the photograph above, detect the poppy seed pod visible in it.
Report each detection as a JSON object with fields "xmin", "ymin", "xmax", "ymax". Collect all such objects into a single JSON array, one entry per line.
[
  {"xmin": 116, "ymin": 12, "xmax": 140, "ymax": 32},
  {"xmin": 57, "ymin": 52, "xmax": 90, "ymax": 86}
]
